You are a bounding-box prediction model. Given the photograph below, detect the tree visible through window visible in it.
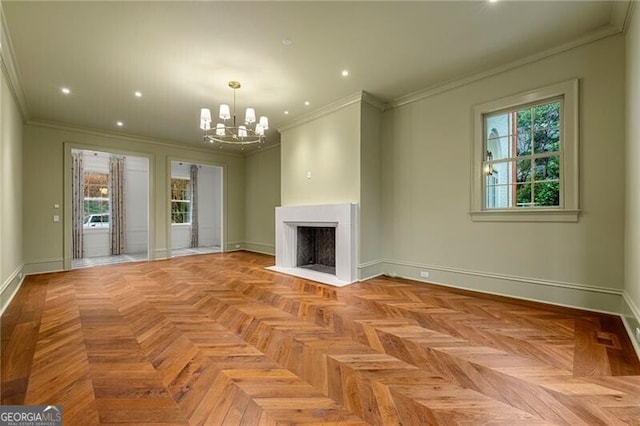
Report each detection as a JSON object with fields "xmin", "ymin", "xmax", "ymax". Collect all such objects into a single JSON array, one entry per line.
[
  {"xmin": 171, "ymin": 178, "xmax": 191, "ymax": 224},
  {"xmin": 484, "ymin": 99, "xmax": 561, "ymax": 209},
  {"xmin": 84, "ymin": 172, "xmax": 109, "ymax": 215}
]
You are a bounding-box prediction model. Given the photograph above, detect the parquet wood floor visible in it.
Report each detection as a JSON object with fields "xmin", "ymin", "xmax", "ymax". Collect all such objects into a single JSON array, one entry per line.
[{"xmin": 2, "ymin": 251, "xmax": 640, "ymax": 425}]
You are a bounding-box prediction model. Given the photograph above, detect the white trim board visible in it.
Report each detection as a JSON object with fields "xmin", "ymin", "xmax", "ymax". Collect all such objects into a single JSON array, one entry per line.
[
  {"xmin": 382, "ymin": 259, "xmax": 623, "ymax": 314},
  {"xmin": 0, "ymin": 266, "xmax": 24, "ymax": 316}
]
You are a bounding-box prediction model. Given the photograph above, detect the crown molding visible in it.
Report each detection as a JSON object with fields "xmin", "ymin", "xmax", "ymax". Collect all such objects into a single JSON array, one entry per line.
[
  {"xmin": 390, "ymin": 22, "xmax": 623, "ymax": 109},
  {"xmin": 27, "ymin": 119, "xmax": 245, "ymax": 158},
  {"xmin": 0, "ymin": 2, "xmax": 29, "ymax": 121},
  {"xmin": 278, "ymin": 90, "xmax": 386, "ymax": 133},
  {"xmin": 244, "ymin": 140, "xmax": 281, "ymax": 158},
  {"xmin": 611, "ymin": 0, "xmax": 632, "ymax": 33}
]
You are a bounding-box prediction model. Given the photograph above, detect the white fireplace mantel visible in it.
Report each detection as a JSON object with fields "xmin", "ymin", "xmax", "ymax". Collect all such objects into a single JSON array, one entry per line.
[{"xmin": 268, "ymin": 203, "xmax": 357, "ymax": 286}]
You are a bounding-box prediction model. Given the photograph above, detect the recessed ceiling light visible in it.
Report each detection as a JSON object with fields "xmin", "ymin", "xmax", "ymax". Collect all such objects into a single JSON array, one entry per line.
[
  {"xmin": 304, "ymin": 101, "xmax": 310, "ymax": 106},
  {"xmin": 134, "ymin": 91, "xmax": 142, "ymax": 98},
  {"xmin": 116, "ymin": 121, "xmax": 124, "ymax": 127},
  {"xmin": 282, "ymin": 38, "xmax": 293, "ymax": 46},
  {"xmin": 61, "ymin": 87, "xmax": 71, "ymax": 95},
  {"xmin": 284, "ymin": 111, "xmax": 289, "ymax": 115},
  {"xmin": 489, "ymin": 0, "xmax": 499, "ymax": 3},
  {"xmin": 341, "ymin": 70, "xmax": 349, "ymax": 77}
]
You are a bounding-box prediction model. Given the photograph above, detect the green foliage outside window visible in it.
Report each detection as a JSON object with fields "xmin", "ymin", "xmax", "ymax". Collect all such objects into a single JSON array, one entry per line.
[
  {"xmin": 171, "ymin": 178, "xmax": 191, "ymax": 223},
  {"xmin": 84, "ymin": 172, "xmax": 109, "ymax": 215},
  {"xmin": 515, "ymin": 101, "xmax": 560, "ymax": 207}
]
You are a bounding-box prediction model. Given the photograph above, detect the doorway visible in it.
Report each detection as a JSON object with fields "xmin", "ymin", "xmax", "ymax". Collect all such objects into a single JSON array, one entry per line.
[
  {"xmin": 169, "ymin": 161, "xmax": 223, "ymax": 257},
  {"xmin": 71, "ymin": 149, "xmax": 149, "ymax": 268}
]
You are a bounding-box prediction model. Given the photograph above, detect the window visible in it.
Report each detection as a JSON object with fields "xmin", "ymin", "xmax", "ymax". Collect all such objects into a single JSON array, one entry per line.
[
  {"xmin": 84, "ymin": 172, "xmax": 109, "ymax": 226},
  {"xmin": 471, "ymin": 79, "xmax": 579, "ymax": 222},
  {"xmin": 171, "ymin": 178, "xmax": 191, "ymax": 224}
]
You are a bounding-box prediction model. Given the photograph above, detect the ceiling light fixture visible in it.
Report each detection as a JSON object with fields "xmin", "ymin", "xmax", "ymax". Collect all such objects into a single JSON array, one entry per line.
[
  {"xmin": 200, "ymin": 81, "xmax": 268, "ymax": 146},
  {"xmin": 61, "ymin": 87, "xmax": 71, "ymax": 95},
  {"xmin": 134, "ymin": 91, "xmax": 142, "ymax": 98},
  {"xmin": 116, "ymin": 121, "xmax": 124, "ymax": 127},
  {"xmin": 304, "ymin": 101, "xmax": 310, "ymax": 106},
  {"xmin": 341, "ymin": 70, "xmax": 349, "ymax": 77}
]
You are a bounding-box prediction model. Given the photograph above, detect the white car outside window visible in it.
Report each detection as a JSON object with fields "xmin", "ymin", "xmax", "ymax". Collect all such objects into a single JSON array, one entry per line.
[{"xmin": 83, "ymin": 213, "xmax": 109, "ymax": 228}]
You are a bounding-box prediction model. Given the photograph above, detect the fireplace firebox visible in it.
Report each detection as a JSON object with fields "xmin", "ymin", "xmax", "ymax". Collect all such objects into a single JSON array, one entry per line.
[{"xmin": 296, "ymin": 226, "xmax": 336, "ymax": 274}]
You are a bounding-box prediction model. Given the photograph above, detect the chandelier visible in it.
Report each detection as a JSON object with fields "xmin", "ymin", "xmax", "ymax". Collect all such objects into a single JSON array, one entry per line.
[{"xmin": 200, "ymin": 81, "xmax": 268, "ymax": 146}]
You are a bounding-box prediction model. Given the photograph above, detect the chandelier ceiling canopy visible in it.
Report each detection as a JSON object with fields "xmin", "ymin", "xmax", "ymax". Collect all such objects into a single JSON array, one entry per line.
[{"xmin": 200, "ymin": 81, "xmax": 268, "ymax": 147}]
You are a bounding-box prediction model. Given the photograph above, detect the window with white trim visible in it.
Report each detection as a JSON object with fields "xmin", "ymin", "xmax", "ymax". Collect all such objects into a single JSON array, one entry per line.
[
  {"xmin": 170, "ymin": 178, "xmax": 191, "ymax": 224},
  {"xmin": 84, "ymin": 172, "xmax": 109, "ymax": 219},
  {"xmin": 471, "ymin": 79, "xmax": 580, "ymax": 222}
]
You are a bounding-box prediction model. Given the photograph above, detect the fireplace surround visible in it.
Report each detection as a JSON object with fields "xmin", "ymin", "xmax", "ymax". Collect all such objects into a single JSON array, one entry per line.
[{"xmin": 268, "ymin": 203, "xmax": 357, "ymax": 286}]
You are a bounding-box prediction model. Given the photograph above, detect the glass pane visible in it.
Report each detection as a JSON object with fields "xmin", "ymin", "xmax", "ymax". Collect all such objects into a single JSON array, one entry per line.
[
  {"xmin": 487, "ymin": 136, "xmax": 511, "ymax": 161},
  {"xmin": 533, "ymin": 128, "xmax": 560, "ymax": 154},
  {"xmin": 171, "ymin": 201, "xmax": 191, "ymax": 223},
  {"xmin": 486, "ymin": 113, "xmax": 510, "ymax": 140},
  {"xmin": 84, "ymin": 199, "xmax": 109, "ymax": 215},
  {"xmin": 516, "ymin": 159, "xmax": 531, "ymax": 184},
  {"xmin": 516, "ymin": 130, "xmax": 531, "ymax": 156},
  {"xmin": 515, "ymin": 183, "xmax": 532, "ymax": 207},
  {"xmin": 533, "ymin": 181, "xmax": 560, "ymax": 206},
  {"xmin": 171, "ymin": 179, "xmax": 190, "ymax": 201},
  {"xmin": 533, "ymin": 101, "xmax": 560, "ymax": 130},
  {"xmin": 516, "ymin": 108, "xmax": 532, "ymax": 134},
  {"xmin": 534, "ymin": 156, "xmax": 560, "ymax": 180},
  {"xmin": 485, "ymin": 182, "xmax": 511, "ymax": 209}
]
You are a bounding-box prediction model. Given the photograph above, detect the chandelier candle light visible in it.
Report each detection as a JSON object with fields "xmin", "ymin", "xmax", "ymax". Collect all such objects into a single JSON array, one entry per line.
[{"xmin": 200, "ymin": 81, "xmax": 268, "ymax": 146}]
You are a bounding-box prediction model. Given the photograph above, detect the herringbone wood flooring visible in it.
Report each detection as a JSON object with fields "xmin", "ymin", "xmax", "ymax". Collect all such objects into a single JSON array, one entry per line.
[{"xmin": 2, "ymin": 251, "xmax": 640, "ymax": 425}]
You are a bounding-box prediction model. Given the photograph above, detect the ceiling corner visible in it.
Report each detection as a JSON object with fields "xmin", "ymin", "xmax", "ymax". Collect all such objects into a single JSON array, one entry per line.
[
  {"xmin": 610, "ymin": 0, "xmax": 633, "ymax": 33},
  {"xmin": 0, "ymin": 2, "xmax": 30, "ymax": 121}
]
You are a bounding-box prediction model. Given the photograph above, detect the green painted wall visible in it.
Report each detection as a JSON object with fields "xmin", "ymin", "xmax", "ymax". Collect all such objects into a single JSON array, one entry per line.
[
  {"xmin": 0, "ymin": 63, "xmax": 24, "ymax": 311},
  {"xmin": 22, "ymin": 124, "xmax": 246, "ymax": 273},
  {"xmin": 244, "ymin": 144, "xmax": 281, "ymax": 255},
  {"xmin": 625, "ymin": 4, "xmax": 640, "ymax": 340},
  {"xmin": 381, "ymin": 35, "xmax": 626, "ymax": 307},
  {"xmin": 280, "ymin": 102, "xmax": 361, "ymax": 207}
]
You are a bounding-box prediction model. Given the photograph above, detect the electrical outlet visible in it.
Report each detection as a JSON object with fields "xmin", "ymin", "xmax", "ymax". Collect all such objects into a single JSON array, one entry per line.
[{"xmin": 420, "ymin": 271, "xmax": 430, "ymax": 278}]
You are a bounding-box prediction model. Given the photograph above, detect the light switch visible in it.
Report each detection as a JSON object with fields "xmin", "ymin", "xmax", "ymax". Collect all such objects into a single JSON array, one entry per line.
[
  {"xmin": 306, "ymin": 171, "xmax": 312, "ymax": 179},
  {"xmin": 54, "ymin": 204, "xmax": 60, "ymax": 209},
  {"xmin": 53, "ymin": 215, "xmax": 60, "ymax": 222}
]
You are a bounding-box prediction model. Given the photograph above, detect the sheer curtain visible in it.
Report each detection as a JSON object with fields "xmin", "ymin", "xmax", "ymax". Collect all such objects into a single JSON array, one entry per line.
[
  {"xmin": 72, "ymin": 151, "xmax": 84, "ymax": 259},
  {"xmin": 109, "ymin": 155, "xmax": 126, "ymax": 255},
  {"xmin": 190, "ymin": 164, "xmax": 199, "ymax": 248}
]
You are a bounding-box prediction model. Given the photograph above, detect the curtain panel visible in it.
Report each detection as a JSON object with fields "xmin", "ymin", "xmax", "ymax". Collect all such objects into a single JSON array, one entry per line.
[
  {"xmin": 190, "ymin": 164, "xmax": 199, "ymax": 248},
  {"xmin": 109, "ymin": 156, "xmax": 127, "ymax": 255},
  {"xmin": 72, "ymin": 152, "xmax": 84, "ymax": 259}
]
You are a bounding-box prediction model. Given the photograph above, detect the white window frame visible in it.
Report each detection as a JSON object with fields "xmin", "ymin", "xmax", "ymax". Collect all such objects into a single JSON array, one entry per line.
[
  {"xmin": 170, "ymin": 177, "xmax": 191, "ymax": 225},
  {"xmin": 470, "ymin": 79, "xmax": 580, "ymax": 222}
]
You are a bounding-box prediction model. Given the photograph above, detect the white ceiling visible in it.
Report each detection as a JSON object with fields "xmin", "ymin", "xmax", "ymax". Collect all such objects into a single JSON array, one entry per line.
[{"xmin": 1, "ymin": 1, "xmax": 628, "ymax": 152}]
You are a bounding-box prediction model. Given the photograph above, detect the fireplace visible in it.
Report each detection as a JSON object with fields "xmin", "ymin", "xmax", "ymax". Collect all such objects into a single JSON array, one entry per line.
[
  {"xmin": 296, "ymin": 226, "xmax": 336, "ymax": 274},
  {"xmin": 268, "ymin": 203, "xmax": 357, "ymax": 286}
]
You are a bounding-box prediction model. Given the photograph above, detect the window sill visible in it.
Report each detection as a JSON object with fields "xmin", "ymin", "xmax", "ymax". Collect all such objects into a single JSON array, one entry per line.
[{"xmin": 469, "ymin": 209, "xmax": 580, "ymax": 223}]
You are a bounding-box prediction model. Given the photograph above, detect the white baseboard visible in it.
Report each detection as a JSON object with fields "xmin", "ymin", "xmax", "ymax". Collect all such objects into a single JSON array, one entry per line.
[
  {"xmin": 152, "ymin": 248, "xmax": 169, "ymax": 260},
  {"xmin": 1, "ymin": 264, "xmax": 24, "ymax": 316},
  {"xmin": 622, "ymin": 292, "xmax": 640, "ymax": 358},
  {"xmin": 244, "ymin": 241, "xmax": 275, "ymax": 256},
  {"xmin": 382, "ymin": 259, "xmax": 624, "ymax": 314},
  {"xmin": 23, "ymin": 258, "xmax": 64, "ymax": 275},
  {"xmin": 225, "ymin": 241, "xmax": 244, "ymax": 251},
  {"xmin": 358, "ymin": 259, "xmax": 385, "ymax": 281}
]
